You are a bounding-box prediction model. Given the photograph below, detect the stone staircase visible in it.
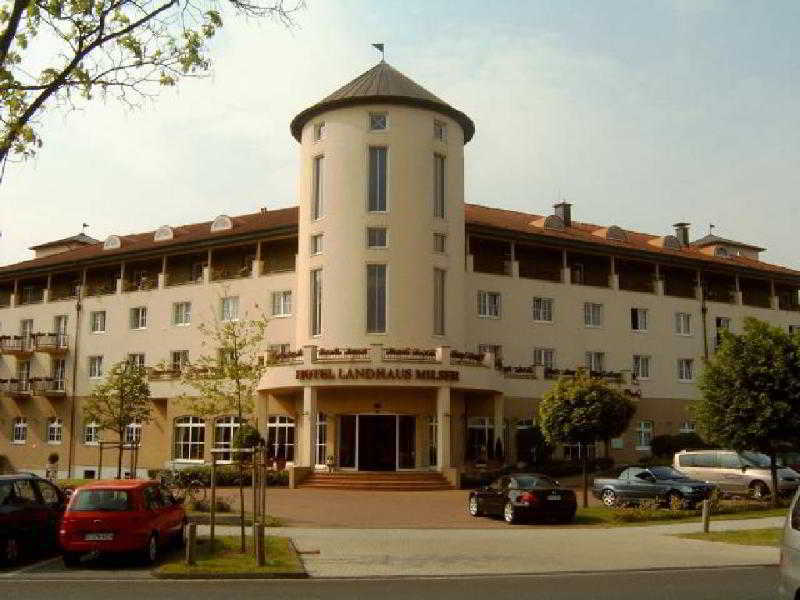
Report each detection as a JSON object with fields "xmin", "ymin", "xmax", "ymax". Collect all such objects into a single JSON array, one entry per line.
[{"xmin": 299, "ymin": 470, "xmax": 454, "ymax": 491}]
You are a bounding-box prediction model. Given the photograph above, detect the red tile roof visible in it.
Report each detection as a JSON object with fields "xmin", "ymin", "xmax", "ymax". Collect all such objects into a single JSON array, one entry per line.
[{"xmin": 1, "ymin": 203, "xmax": 798, "ymax": 281}]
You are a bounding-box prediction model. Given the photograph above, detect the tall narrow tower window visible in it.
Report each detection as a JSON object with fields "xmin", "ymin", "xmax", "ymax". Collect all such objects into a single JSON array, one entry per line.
[
  {"xmin": 311, "ymin": 269, "xmax": 323, "ymax": 336},
  {"xmin": 368, "ymin": 146, "xmax": 387, "ymax": 212},
  {"xmin": 312, "ymin": 155, "xmax": 324, "ymax": 220},
  {"xmin": 433, "ymin": 268, "xmax": 446, "ymax": 335},
  {"xmin": 366, "ymin": 264, "xmax": 387, "ymax": 333},
  {"xmin": 433, "ymin": 154, "xmax": 446, "ymax": 218}
]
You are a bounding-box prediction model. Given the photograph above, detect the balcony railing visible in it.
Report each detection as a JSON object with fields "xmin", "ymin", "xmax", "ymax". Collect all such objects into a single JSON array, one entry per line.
[
  {"xmin": 211, "ymin": 265, "xmax": 252, "ymax": 281},
  {"xmin": 84, "ymin": 281, "xmax": 117, "ymax": 297},
  {"xmin": 122, "ymin": 278, "xmax": 158, "ymax": 292},
  {"xmin": 543, "ymin": 368, "xmax": 625, "ymax": 384},
  {"xmin": 0, "ymin": 336, "xmax": 34, "ymax": 355},
  {"xmin": 449, "ymin": 351, "xmax": 487, "ymax": 366},
  {"xmin": 500, "ymin": 365, "xmax": 537, "ymax": 379},
  {"xmin": 0, "ymin": 378, "xmax": 32, "ymax": 396},
  {"xmin": 267, "ymin": 349, "xmax": 303, "ymax": 366},
  {"xmin": 34, "ymin": 333, "xmax": 69, "ymax": 354},
  {"xmin": 315, "ymin": 348, "xmax": 370, "ymax": 362},
  {"xmin": 382, "ymin": 347, "xmax": 438, "ymax": 363},
  {"xmin": 31, "ymin": 377, "xmax": 66, "ymax": 396}
]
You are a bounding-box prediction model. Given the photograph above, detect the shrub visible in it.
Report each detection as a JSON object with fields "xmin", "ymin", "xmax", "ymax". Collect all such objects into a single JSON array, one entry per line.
[
  {"xmin": 611, "ymin": 499, "xmax": 696, "ymax": 523},
  {"xmin": 650, "ymin": 433, "xmax": 710, "ymax": 458},
  {"xmin": 148, "ymin": 466, "xmax": 289, "ymax": 488},
  {"xmin": 190, "ymin": 498, "xmax": 232, "ymax": 513}
]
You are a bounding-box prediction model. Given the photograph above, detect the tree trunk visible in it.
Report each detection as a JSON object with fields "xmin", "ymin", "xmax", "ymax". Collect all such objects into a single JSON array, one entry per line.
[
  {"xmin": 770, "ymin": 451, "xmax": 779, "ymax": 509},
  {"xmin": 117, "ymin": 437, "xmax": 123, "ymax": 479},
  {"xmin": 582, "ymin": 448, "xmax": 589, "ymax": 509}
]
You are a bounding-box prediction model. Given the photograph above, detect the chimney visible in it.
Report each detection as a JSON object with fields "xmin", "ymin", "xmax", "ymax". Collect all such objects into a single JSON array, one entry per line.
[
  {"xmin": 673, "ymin": 222, "xmax": 690, "ymax": 246},
  {"xmin": 554, "ymin": 202, "xmax": 572, "ymax": 227}
]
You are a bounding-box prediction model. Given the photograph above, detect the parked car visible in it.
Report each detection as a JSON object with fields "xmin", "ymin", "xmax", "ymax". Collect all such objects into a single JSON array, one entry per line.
[
  {"xmin": 592, "ymin": 466, "xmax": 715, "ymax": 508},
  {"xmin": 59, "ymin": 480, "xmax": 186, "ymax": 566},
  {"xmin": 0, "ymin": 473, "xmax": 68, "ymax": 565},
  {"xmin": 779, "ymin": 487, "xmax": 800, "ymax": 599},
  {"xmin": 674, "ymin": 449, "xmax": 800, "ymax": 499},
  {"xmin": 779, "ymin": 452, "xmax": 800, "ymax": 473},
  {"xmin": 467, "ymin": 473, "xmax": 577, "ymax": 524}
]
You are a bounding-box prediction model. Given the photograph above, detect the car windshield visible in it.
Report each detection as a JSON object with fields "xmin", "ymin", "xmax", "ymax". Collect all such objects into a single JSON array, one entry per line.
[
  {"xmin": 516, "ymin": 476, "xmax": 558, "ymax": 488},
  {"xmin": 70, "ymin": 489, "xmax": 131, "ymax": 512},
  {"xmin": 740, "ymin": 451, "xmax": 772, "ymax": 468},
  {"xmin": 649, "ymin": 467, "xmax": 689, "ymax": 480}
]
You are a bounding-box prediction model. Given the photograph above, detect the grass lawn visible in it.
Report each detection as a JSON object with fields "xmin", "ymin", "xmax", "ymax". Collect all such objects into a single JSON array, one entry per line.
[
  {"xmin": 675, "ymin": 528, "xmax": 782, "ymax": 547},
  {"xmin": 155, "ymin": 535, "xmax": 306, "ymax": 578},
  {"xmin": 573, "ymin": 505, "xmax": 787, "ymax": 528}
]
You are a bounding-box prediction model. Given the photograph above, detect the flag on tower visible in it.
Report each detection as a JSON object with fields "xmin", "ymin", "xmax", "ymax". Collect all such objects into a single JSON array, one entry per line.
[{"xmin": 372, "ymin": 43, "xmax": 385, "ymax": 60}]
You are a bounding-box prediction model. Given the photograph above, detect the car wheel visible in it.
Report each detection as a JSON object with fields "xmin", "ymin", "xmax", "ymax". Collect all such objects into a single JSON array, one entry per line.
[
  {"xmin": 62, "ymin": 552, "xmax": 82, "ymax": 568},
  {"xmin": 3, "ymin": 537, "xmax": 20, "ymax": 566},
  {"xmin": 750, "ymin": 481, "xmax": 770, "ymax": 500},
  {"xmin": 142, "ymin": 534, "xmax": 158, "ymax": 565},
  {"xmin": 468, "ymin": 496, "xmax": 483, "ymax": 517},
  {"xmin": 503, "ymin": 502, "xmax": 517, "ymax": 524},
  {"xmin": 601, "ymin": 489, "xmax": 617, "ymax": 507}
]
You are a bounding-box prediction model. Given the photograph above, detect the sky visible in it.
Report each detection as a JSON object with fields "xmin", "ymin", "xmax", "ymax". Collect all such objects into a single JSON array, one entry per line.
[{"xmin": 2, "ymin": 0, "xmax": 799, "ymax": 268}]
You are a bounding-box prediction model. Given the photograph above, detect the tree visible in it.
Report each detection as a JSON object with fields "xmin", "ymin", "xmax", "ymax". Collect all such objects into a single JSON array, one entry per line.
[
  {"xmin": 178, "ymin": 311, "xmax": 268, "ymax": 552},
  {"xmin": 538, "ymin": 370, "xmax": 636, "ymax": 508},
  {"xmin": 694, "ymin": 317, "xmax": 800, "ymax": 507},
  {"xmin": 83, "ymin": 361, "xmax": 151, "ymax": 479},
  {"xmin": 0, "ymin": 0, "xmax": 303, "ymax": 172}
]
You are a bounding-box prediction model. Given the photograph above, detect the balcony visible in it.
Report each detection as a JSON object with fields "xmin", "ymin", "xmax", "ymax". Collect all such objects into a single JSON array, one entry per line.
[
  {"xmin": 18, "ymin": 278, "xmax": 46, "ymax": 305},
  {"xmin": 777, "ymin": 285, "xmax": 800, "ymax": 312},
  {"xmin": 85, "ymin": 265, "xmax": 121, "ymax": 297},
  {"xmin": 567, "ymin": 252, "xmax": 611, "ymax": 288},
  {"xmin": 165, "ymin": 252, "xmax": 207, "ymax": 287},
  {"xmin": 211, "ymin": 244, "xmax": 256, "ymax": 282},
  {"xmin": 123, "ymin": 259, "xmax": 162, "ymax": 292},
  {"xmin": 261, "ymin": 238, "xmax": 297, "ymax": 275},
  {"xmin": 617, "ymin": 259, "xmax": 656, "ymax": 294},
  {"xmin": 50, "ymin": 271, "xmax": 81, "ymax": 302},
  {"xmin": 516, "ymin": 244, "xmax": 562, "ymax": 282},
  {"xmin": 703, "ymin": 273, "xmax": 736, "ymax": 304},
  {"xmin": 470, "ymin": 237, "xmax": 512, "ymax": 276},
  {"xmin": 740, "ymin": 278, "xmax": 772, "ymax": 309},
  {"xmin": 0, "ymin": 336, "xmax": 34, "ymax": 356},
  {"xmin": 146, "ymin": 366, "xmax": 180, "ymax": 381},
  {"xmin": 0, "ymin": 284, "xmax": 12, "ymax": 308},
  {"xmin": 31, "ymin": 377, "xmax": 66, "ymax": 397},
  {"xmin": 662, "ymin": 266, "xmax": 696, "ymax": 299},
  {"xmin": 34, "ymin": 333, "xmax": 69, "ymax": 355},
  {"xmin": 0, "ymin": 379, "xmax": 32, "ymax": 398}
]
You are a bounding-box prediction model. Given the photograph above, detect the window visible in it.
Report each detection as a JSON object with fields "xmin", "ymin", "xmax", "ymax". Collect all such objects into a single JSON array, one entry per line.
[
  {"xmin": 127, "ymin": 353, "xmax": 145, "ymax": 370},
  {"xmin": 266, "ymin": 416, "xmax": 295, "ymax": 461},
  {"xmin": 715, "ymin": 317, "xmax": 731, "ymax": 349},
  {"xmin": 433, "ymin": 119, "xmax": 447, "ymax": 141},
  {"xmin": 368, "ymin": 146, "xmax": 387, "ymax": 211},
  {"xmin": 789, "ymin": 325, "xmax": 800, "ymax": 335},
  {"xmin": 84, "ymin": 421, "xmax": 99, "ymax": 445},
  {"xmin": 191, "ymin": 262, "xmax": 205, "ymax": 283},
  {"xmin": 312, "ymin": 155, "xmax": 324, "ymax": 220},
  {"xmin": 271, "ymin": 291, "xmax": 292, "ymax": 317},
  {"xmin": 89, "ymin": 355, "xmax": 104, "ymax": 379},
  {"xmin": 467, "ymin": 417, "xmax": 496, "ymax": 460},
  {"xmin": 611, "ymin": 437, "xmax": 624, "ymax": 449},
  {"xmin": 367, "ymin": 227, "xmax": 388, "ymax": 248},
  {"xmin": 571, "ymin": 263, "xmax": 584, "ymax": 285},
  {"xmin": 478, "ymin": 344, "xmax": 503, "ymax": 364},
  {"xmin": 433, "ymin": 268, "xmax": 446, "ymax": 335},
  {"xmin": 636, "ymin": 421, "xmax": 654, "ymax": 449},
  {"xmin": 584, "ymin": 303, "xmax": 603, "ymax": 327},
  {"xmin": 532, "ymin": 297, "xmax": 554, "ymax": 322},
  {"xmin": 174, "ymin": 416, "xmax": 205, "ymax": 462},
  {"xmin": 315, "ymin": 413, "xmax": 327, "ymax": 466},
  {"xmin": 633, "ymin": 355, "xmax": 651, "ymax": 379},
  {"xmin": 171, "ymin": 350, "xmax": 189, "ymax": 372},
  {"xmin": 679, "ymin": 421, "xmax": 696, "ymax": 434},
  {"xmin": 433, "ymin": 154, "xmax": 445, "ymax": 218},
  {"xmin": 366, "ymin": 264, "xmax": 387, "ymax": 334},
  {"xmin": 478, "ymin": 291, "xmax": 501, "ymax": 318},
  {"xmin": 17, "ymin": 360, "xmax": 30, "ymax": 390},
  {"xmin": 310, "ymin": 233, "xmax": 323, "ymax": 255},
  {"xmin": 124, "ymin": 419, "xmax": 141, "ymax": 446},
  {"xmin": 12, "ymin": 417, "xmax": 27, "ymax": 444},
  {"xmin": 369, "ymin": 112, "xmax": 387, "ymax": 131},
  {"xmin": 678, "ymin": 358, "xmax": 694, "ymax": 382},
  {"xmin": 631, "ymin": 308, "xmax": 648, "ymax": 332},
  {"xmin": 54, "ymin": 315, "xmax": 68, "ymax": 343},
  {"xmin": 129, "ymin": 307, "xmax": 147, "ymax": 330},
  {"xmin": 221, "ymin": 296, "xmax": 239, "ymax": 322},
  {"xmin": 433, "ymin": 232, "xmax": 446, "ymax": 253},
  {"xmin": 37, "ymin": 480, "xmax": 61, "ymax": 507},
  {"xmin": 675, "ymin": 312, "xmax": 692, "ymax": 335},
  {"xmin": 89, "ymin": 310, "xmax": 106, "ymax": 333},
  {"xmin": 52, "ymin": 358, "xmax": 66, "ymax": 391},
  {"xmin": 269, "ymin": 343, "xmax": 291, "ymax": 356},
  {"xmin": 311, "ymin": 269, "xmax": 322, "ymax": 336},
  {"xmin": 313, "ymin": 121, "xmax": 326, "ymax": 141},
  {"xmin": 214, "ymin": 416, "xmax": 241, "ymax": 463},
  {"xmin": 83, "ymin": 469, "xmax": 96, "ymax": 479},
  {"xmin": 46, "ymin": 417, "xmax": 63, "ymax": 444},
  {"xmin": 173, "ymin": 302, "xmax": 191, "ymax": 326},
  {"xmin": 533, "ymin": 348, "xmax": 555, "ymax": 369},
  {"xmin": 585, "ymin": 351, "xmax": 605, "ymax": 373}
]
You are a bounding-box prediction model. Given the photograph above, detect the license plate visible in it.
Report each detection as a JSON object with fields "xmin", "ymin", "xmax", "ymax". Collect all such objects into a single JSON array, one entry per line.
[
  {"xmin": 85, "ymin": 533, "xmax": 113, "ymax": 541},
  {"xmin": 547, "ymin": 494, "xmax": 562, "ymax": 501}
]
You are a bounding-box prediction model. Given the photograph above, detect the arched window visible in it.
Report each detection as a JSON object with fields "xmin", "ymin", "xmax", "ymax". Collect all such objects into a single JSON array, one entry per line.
[
  {"xmin": 47, "ymin": 417, "xmax": 63, "ymax": 444},
  {"xmin": 174, "ymin": 416, "xmax": 205, "ymax": 462},
  {"xmin": 214, "ymin": 416, "xmax": 241, "ymax": 463},
  {"xmin": 124, "ymin": 419, "xmax": 142, "ymax": 446},
  {"xmin": 84, "ymin": 421, "xmax": 99, "ymax": 445},
  {"xmin": 12, "ymin": 417, "xmax": 27, "ymax": 444}
]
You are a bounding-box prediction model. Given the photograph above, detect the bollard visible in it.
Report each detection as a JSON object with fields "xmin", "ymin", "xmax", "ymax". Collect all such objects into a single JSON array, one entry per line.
[
  {"xmin": 186, "ymin": 522, "xmax": 197, "ymax": 566},
  {"xmin": 255, "ymin": 522, "xmax": 266, "ymax": 566},
  {"xmin": 210, "ymin": 453, "xmax": 217, "ymax": 544},
  {"xmin": 702, "ymin": 499, "xmax": 710, "ymax": 533}
]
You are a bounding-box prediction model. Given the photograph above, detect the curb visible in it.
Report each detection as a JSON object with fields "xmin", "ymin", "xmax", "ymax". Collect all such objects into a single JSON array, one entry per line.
[{"xmin": 151, "ymin": 571, "xmax": 308, "ymax": 580}]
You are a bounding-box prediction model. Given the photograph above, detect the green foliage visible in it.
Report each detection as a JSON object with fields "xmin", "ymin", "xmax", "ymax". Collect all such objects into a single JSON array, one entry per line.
[
  {"xmin": 82, "ymin": 361, "xmax": 151, "ymax": 439},
  {"xmin": 190, "ymin": 497, "xmax": 232, "ymax": 513},
  {"xmin": 233, "ymin": 423, "xmax": 264, "ymax": 461},
  {"xmin": 148, "ymin": 466, "xmax": 289, "ymax": 487},
  {"xmin": 650, "ymin": 433, "xmax": 710, "ymax": 458},
  {"xmin": 538, "ymin": 369, "xmax": 637, "ymax": 445}
]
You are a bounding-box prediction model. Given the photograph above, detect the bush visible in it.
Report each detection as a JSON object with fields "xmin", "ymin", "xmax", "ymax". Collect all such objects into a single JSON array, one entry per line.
[
  {"xmin": 147, "ymin": 466, "xmax": 289, "ymax": 488},
  {"xmin": 650, "ymin": 433, "xmax": 709, "ymax": 458},
  {"xmin": 611, "ymin": 499, "xmax": 696, "ymax": 523},
  {"xmin": 190, "ymin": 498, "xmax": 232, "ymax": 513}
]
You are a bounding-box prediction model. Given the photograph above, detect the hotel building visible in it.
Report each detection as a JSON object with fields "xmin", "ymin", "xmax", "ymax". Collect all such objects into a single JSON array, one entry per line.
[{"xmin": 1, "ymin": 62, "xmax": 799, "ymax": 486}]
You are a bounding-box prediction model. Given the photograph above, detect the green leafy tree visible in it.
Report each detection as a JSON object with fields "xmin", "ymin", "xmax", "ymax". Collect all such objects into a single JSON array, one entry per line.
[
  {"xmin": 177, "ymin": 310, "xmax": 268, "ymax": 552},
  {"xmin": 0, "ymin": 0, "xmax": 303, "ymax": 172},
  {"xmin": 694, "ymin": 317, "xmax": 800, "ymax": 507},
  {"xmin": 83, "ymin": 361, "xmax": 151, "ymax": 479},
  {"xmin": 538, "ymin": 370, "xmax": 636, "ymax": 507}
]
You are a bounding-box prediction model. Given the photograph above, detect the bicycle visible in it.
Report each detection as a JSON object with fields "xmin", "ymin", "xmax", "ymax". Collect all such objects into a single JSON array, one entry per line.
[{"xmin": 158, "ymin": 467, "xmax": 207, "ymax": 503}]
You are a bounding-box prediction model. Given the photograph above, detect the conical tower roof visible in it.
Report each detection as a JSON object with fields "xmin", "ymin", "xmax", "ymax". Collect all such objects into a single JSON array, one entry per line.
[{"xmin": 290, "ymin": 61, "xmax": 475, "ymax": 143}]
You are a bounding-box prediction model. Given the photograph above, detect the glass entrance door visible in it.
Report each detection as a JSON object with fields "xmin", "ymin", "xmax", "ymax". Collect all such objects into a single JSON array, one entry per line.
[
  {"xmin": 358, "ymin": 415, "xmax": 396, "ymax": 471},
  {"xmin": 339, "ymin": 415, "xmax": 356, "ymax": 468}
]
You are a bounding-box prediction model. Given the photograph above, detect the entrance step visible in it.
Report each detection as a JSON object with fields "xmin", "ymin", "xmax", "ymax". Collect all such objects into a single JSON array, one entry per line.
[{"xmin": 299, "ymin": 471, "xmax": 454, "ymax": 491}]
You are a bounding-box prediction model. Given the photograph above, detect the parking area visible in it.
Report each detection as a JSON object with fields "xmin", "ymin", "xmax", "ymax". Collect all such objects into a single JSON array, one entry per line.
[{"xmin": 1, "ymin": 549, "xmax": 183, "ymax": 581}]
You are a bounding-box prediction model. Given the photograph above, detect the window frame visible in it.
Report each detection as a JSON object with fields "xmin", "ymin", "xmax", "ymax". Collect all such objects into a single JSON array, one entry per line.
[
  {"xmin": 310, "ymin": 269, "xmax": 322, "ymax": 336},
  {"xmin": 220, "ymin": 296, "xmax": 240, "ymax": 322},
  {"xmin": 271, "ymin": 290, "xmax": 292, "ymax": 318},
  {"xmin": 636, "ymin": 421, "xmax": 654, "ymax": 450},
  {"xmin": 532, "ymin": 297, "xmax": 554, "ymax": 323},
  {"xmin": 367, "ymin": 227, "xmax": 388, "ymax": 249},
  {"xmin": 433, "ymin": 153, "xmax": 446, "ymax": 218},
  {"xmin": 172, "ymin": 301, "xmax": 191, "ymax": 326},
  {"xmin": 433, "ymin": 232, "xmax": 446, "ymax": 254},
  {"xmin": 88, "ymin": 355, "xmax": 104, "ymax": 379},
  {"xmin": 533, "ymin": 347, "xmax": 555, "ymax": 369},
  {"xmin": 12, "ymin": 416, "xmax": 27, "ymax": 444},
  {"xmin": 584, "ymin": 302, "xmax": 603, "ymax": 328},
  {"xmin": 675, "ymin": 312, "xmax": 692, "ymax": 336},
  {"xmin": 631, "ymin": 307, "xmax": 648, "ymax": 332},
  {"xmin": 366, "ymin": 263, "xmax": 387, "ymax": 334},
  {"xmin": 214, "ymin": 415, "xmax": 241, "ymax": 464},
  {"xmin": 173, "ymin": 416, "xmax": 206, "ymax": 463},
  {"xmin": 433, "ymin": 268, "xmax": 446, "ymax": 336},
  {"xmin": 585, "ymin": 351, "xmax": 605, "ymax": 373},
  {"xmin": 129, "ymin": 306, "xmax": 147, "ymax": 330},
  {"xmin": 633, "ymin": 354, "xmax": 651, "ymax": 380},
  {"xmin": 311, "ymin": 154, "xmax": 324, "ymax": 220},
  {"xmin": 677, "ymin": 358, "xmax": 694, "ymax": 382},
  {"xmin": 84, "ymin": 421, "xmax": 99, "ymax": 445},
  {"xmin": 477, "ymin": 291, "xmax": 501, "ymax": 319},
  {"xmin": 367, "ymin": 146, "xmax": 388, "ymax": 212},
  {"xmin": 368, "ymin": 112, "xmax": 387, "ymax": 131},
  {"xmin": 90, "ymin": 310, "xmax": 106, "ymax": 333}
]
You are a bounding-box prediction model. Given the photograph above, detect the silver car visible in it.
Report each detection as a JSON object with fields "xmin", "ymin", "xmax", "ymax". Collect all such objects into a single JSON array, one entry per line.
[
  {"xmin": 779, "ymin": 487, "xmax": 800, "ymax": 599},
  {"xmin": 674, "ymin": 450, "xmax": 800, "ymax": 498}
]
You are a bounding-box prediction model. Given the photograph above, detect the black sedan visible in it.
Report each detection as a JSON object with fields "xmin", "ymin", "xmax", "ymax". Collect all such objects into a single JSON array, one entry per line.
[{"xmin": 468, "ymin": 473, "xmax": 577, "ymax": 524}]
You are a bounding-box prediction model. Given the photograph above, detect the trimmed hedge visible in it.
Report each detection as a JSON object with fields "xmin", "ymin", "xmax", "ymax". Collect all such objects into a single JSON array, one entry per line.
[{"xmin": 148, "ymin": 466, "xmax": 289, "ymax": 487}]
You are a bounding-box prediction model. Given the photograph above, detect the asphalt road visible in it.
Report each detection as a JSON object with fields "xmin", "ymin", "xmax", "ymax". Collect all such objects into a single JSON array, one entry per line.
[{"xmin": 0, "ymin": 566, "xmax": 780, "ymax": 599}]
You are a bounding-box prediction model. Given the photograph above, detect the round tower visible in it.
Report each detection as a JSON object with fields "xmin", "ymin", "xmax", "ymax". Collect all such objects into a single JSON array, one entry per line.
[{"xmin": 291, "ymin": 61, "xmax": 475, "ymax": 351}]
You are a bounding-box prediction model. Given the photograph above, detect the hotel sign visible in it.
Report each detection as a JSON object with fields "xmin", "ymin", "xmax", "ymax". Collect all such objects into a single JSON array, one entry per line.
[{"xmin": 295, "ymin": 367, "xmax": 459, "ymax": 382}]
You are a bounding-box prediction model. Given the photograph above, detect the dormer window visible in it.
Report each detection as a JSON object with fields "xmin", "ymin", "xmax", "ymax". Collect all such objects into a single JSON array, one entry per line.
[
  {"xmin": 369, "ymin": 112, "xmax": 387, "ymax": 131},
  {"xmin": 434, "ymin": 120, "xmax": 447, "ymax": 141},
  {"xmin": 103, "ymin": 235, "xmax": 121, "ymax": 250},
  {"xmin": 210, "ymin": 215, "xmax": 233, "ymax": 232},
  {"xmin": 314, "ymin": 122, "xmax": 326, "ymax": 141},
  {"xmin": 154, "ymin": 225, "xmax": 173, "ymax": 241}
]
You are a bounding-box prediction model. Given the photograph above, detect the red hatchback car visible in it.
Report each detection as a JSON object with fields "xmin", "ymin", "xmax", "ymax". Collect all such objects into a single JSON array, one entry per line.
[{"xmin": 59, "ymin": 480, "xmax": 186, "ymax": 566}]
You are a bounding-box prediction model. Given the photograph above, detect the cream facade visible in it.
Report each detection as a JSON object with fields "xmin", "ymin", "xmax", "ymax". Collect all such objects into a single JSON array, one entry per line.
[{"xmin": 1, "ymin": 61, "xmax": 800, "ymax": 481}]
